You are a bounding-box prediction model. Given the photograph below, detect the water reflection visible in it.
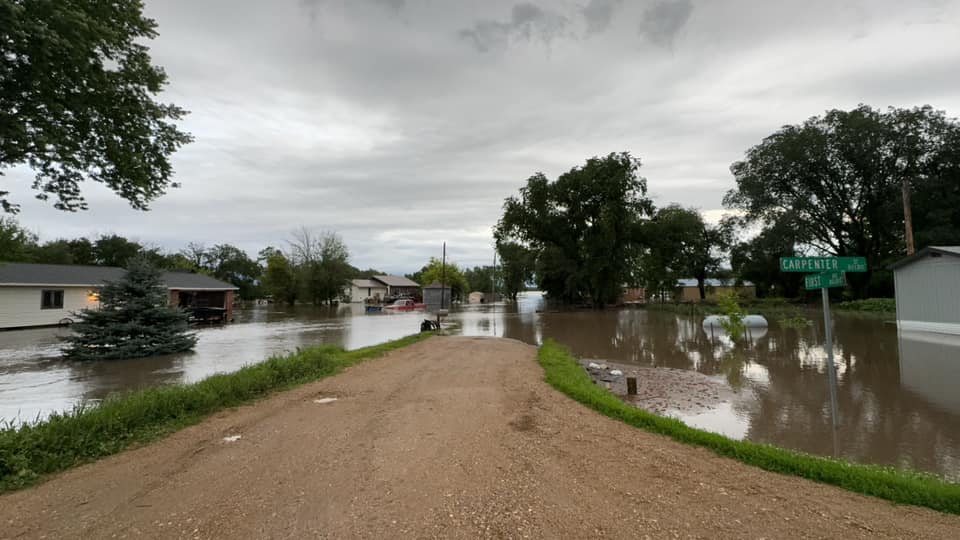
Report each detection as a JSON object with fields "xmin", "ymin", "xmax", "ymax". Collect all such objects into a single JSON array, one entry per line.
[{"xmin": 1, "ymin": 294, "xmax": 959, "ymax": 480}]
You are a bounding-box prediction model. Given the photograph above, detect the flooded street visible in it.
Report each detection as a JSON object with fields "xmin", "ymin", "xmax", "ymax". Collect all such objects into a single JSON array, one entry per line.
[{"xmin": 1, "ymin": 292, "xmax": 959, "ymax": 481}]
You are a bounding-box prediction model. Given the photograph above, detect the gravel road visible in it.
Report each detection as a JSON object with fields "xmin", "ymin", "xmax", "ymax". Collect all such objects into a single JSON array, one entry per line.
[{"xmin": 2, "ymin": 336, "xmax": 957, "ymax": 539}]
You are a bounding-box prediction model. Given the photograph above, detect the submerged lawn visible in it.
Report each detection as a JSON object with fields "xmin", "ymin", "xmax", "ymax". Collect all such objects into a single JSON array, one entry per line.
[
  {"xmin": 537, "ymin": 339, "xmax": 960, "ymax": 515},
  {"xmin": 0, "ymin": 332, "xmax": 430, "ymax": 494}
]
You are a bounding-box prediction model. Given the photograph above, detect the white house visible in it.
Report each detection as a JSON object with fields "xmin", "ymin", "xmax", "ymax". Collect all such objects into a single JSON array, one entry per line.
[
  {"xmin": 891, "ymin": 246, "xmax": 960, "ymax": 335},
  {"xmin": 348, "ymin": 275, "xmax": 421, "ymax": 303},
  {"xmin": 349, "ymin": 279, "xmax": 388, "ymax": 303},
  {"xmin": 0, "ymin": 263, "xmax": 238, "ymax": 330}
]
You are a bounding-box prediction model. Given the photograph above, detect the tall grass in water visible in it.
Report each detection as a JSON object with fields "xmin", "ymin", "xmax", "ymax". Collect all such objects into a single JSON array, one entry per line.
[
  {"xmin": 0, "ymin": 333, "xmax": 430, "ymax": 493},
  {"xmin": 538, "ymin": 339, "xmax": 960, "ymax": 515}
]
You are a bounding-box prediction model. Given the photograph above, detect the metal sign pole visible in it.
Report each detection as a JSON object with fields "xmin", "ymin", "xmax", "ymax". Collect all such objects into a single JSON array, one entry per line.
[{"xmin": 822, "ymin": 287, "xmax": 839, "ymax": 430}]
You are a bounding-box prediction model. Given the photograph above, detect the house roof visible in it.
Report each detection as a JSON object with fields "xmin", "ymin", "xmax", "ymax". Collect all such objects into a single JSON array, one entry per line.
[
  {"xmin": 423, "ymin": 281, "xmax": 451, "ymax": 289},
  {"xmin": 0, "ymin": 263, "xmax": 238, "ymax": 290},
  {"xmin": 351, "ymin": 279, "xmax": 385, "ymax": 288},
  {"xmin": 677, "ymin": 278, "xmax": 755, "ymax": 288},
  {"xmin": 372, "ymin": 275, "xmax": 420, "ymax": 288},
  {"xmin": 889, "ymin": 246, "xmax": 960, "ymax": 270},
  {"xmin": 162, "ymin": 271, "xmax": 239, "ymax": 290}
]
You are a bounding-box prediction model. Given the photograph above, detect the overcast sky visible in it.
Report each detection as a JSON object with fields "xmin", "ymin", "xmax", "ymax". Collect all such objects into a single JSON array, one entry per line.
[{"xmin": 7, "ymin": 0, "xmax": 960, "ymax": 274}]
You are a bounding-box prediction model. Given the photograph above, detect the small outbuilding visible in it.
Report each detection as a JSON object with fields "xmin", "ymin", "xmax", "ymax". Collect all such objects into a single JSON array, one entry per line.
[
  {"xmin": 0, "ymin": 263, "xmax": 238, "ymax": 330},
  {"xmin": 423, "ymin": 282, "xmax": 452, "ymax": 307},
  {"xmin": 891, "ymin": 246, "xmax": 960, "ymax": 335}
]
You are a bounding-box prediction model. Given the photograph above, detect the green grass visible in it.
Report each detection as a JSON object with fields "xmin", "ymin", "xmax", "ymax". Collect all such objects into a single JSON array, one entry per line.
[
  {"xmin": 835, "ymin": 298, "xmax": 896, "ymax": 314},
  {"xmin": 0, "ymin": 332, "xmax": 431, "ymax": 494},
  {"xmin": 537, "ymin": 339, "xmax": 960, "ymax": 514}
]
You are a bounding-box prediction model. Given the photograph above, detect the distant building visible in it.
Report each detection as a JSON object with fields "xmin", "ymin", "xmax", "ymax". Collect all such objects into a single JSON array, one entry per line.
[
  {"xmin": 676, "ymin": 278, "xmax": 756, "ymax": 303},
  {"xmin": 348, "ymin": 275, "xmax": 421, "ymax": 303},
  {"xmin": 422, "ymin": 282, "xmax": 452, "ymax": 307},
  {"xmin": 891, "ymin": 246, "xmax": 960, "ymax": 335},
  {"xmin": 621, "ymin": 287, "xmax": 646, "ymax": 303},
  {"xmin": 372, "ymin": 275, "xmax": 421, "ymax": 298},
  {"xmin": 468, "ymin": 291, "xmax": 485, "ymax": 304},
  {"xmin": 349, "ymin": 279, "xmax": 388, "ymax": 303},
  {"xmin": 0, "ymin": 263, "xmax": 238, "ymax": 330}
]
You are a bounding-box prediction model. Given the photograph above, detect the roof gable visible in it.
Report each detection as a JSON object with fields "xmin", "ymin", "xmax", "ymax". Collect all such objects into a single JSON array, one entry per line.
[
  {"xmin": 0, "ymin": 263, "xmax": 237, "ymax": 290},
  {"xmin": 890, "ymin": 246, "xmax": 960, "ymax": 270},
  {"xmin": 351, "ymin": 279, "xmax": 385, "ymax": 288},
  {"xmin": 372, "ymin": 275, "xmax": 420, "ymax": 287}
]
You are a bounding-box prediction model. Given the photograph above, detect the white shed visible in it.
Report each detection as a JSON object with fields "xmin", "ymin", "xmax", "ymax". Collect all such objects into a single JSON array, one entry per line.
[{"xmin": 891, "ymin": 246, "xmax": 960, "ymax": 335}]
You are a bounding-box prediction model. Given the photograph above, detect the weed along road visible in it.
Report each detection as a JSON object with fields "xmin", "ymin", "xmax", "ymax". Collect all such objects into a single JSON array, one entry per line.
[{"xmin": 2, "ymin": 337, "xmax": 958, "ymax": 539}]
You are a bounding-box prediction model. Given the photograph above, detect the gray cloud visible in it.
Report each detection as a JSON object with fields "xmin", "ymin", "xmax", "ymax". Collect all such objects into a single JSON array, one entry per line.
[
  {"xmin": 6, "ymin": 0, "xmax": 960, "ymax": 272},
  {"xmin": 582, "ymin": 0, "xmax": 621, "ymax": 34},
  {"xmin": 459, "ymin": 3, "xmax": 570, "ymax": 52},
  {"xmin": 638, "ymin": 0, "xmax": 693, "ymax": 47}
]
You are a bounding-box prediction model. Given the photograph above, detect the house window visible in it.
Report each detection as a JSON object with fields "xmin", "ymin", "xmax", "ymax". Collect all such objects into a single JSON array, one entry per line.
[{"xmin": 41, "ymin": 290, "xmax": 64, "ymax": 310}]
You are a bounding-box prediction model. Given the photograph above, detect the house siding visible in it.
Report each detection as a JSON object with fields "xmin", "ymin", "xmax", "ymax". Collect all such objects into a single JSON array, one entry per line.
[
  {"xmin": 0, "ymin": 286, "xmax": 100, "ymax": 329},
  {"xmin": 895, "ymin": 255, "xmax": 960, "ymax": 334},
  {"xmin": 350, "ymin": 285, "xmax": 387, "ymax": 303}
]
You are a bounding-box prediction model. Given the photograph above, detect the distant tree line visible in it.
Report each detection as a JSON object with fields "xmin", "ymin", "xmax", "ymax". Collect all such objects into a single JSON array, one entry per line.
[
  {"xmin": 0, "ymin": 220, "xmax": 387, "ymax": 303},
  {"xmin": 496, "ymin": 106, "xmax": 960, "ymax": 305}
]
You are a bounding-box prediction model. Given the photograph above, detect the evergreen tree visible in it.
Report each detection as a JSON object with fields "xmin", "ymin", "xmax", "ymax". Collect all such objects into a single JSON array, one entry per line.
[{"xmin": 63, "ymin": 256, "xmax": 196, "ymax": 360}]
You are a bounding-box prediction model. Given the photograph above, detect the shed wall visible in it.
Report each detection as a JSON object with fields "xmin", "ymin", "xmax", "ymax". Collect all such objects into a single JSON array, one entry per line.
[
  {"xmin": 895, "ymin": 256, "xmax": 960, "ymax": 331},
  {"xmin": 0, "ymin": 286, "xmax": 99, "ymax": 329},
  {"xmin": 423, "ymin": 287, "xmax": 451, "ymax": 306}
]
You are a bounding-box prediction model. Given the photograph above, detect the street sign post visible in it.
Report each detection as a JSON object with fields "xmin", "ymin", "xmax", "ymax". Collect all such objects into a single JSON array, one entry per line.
[
  {"xmin": 780, "ymin": 256, "xmax": 867, "ymax": 273},
  {"xmin": 804, "ymin": 271, "xmax": 846, "ymax": 291},
  {"xmin": 780, "ymin": 256, "xmax": 869, "ymax": 432}
]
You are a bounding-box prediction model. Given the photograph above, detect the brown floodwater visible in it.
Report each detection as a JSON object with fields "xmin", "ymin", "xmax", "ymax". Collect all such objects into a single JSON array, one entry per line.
[{"xmin": 1, "ymin": 292, "xmax": 958, "ymax": 481}]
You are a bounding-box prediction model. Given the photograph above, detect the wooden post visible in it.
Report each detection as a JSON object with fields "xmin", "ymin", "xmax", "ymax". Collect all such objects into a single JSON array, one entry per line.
[{"xmin": 626, "ymin": 377, "xmax": 637, "ymax": 395}]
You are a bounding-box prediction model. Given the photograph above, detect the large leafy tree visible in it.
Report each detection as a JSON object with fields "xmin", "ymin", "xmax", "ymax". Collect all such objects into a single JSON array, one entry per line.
[
  {"xmin": 729, "ymin": 219, "xmax": 804, "ymax": 298},
  {"xmin": 463, "ymin": 265, "xmax": 497, "ymax": 294},
  {"xmin": 0, "ymin": 216, "xmax": 37, "ymax": 260},
  {"xmin": 496, "ymin": 152, "xmax": 653, "ymax": 307},
  {"xmin": 205, "ymin": 244, "xmax": 262, "ymax": 300},
  {"xmin": 640, "ymin": 206, "xmax": 731, "ymax": 301},
  {"xmin": 261, "ymin": 251, "xmax": 298, "ymax": 304},
  {"xmin": 495, "ymin": 241, "xmax": 534, "ymax": 301},
  {"xmin": 724, "ymin": 105, "xmax": 960, "ymax": 297},
  {"xmin": 1, "ymin": 0, "xmax": 192, "ymax": 213},
  {"xmin": 416, "ymin": 257, "xmax": 470, "ymax": 302},
  {"xmin": 93, "ymin": 234, "xmax": 143, "ymax": 267},
  {"xmin": 288, "ymin": 229, "xmax": 351, "ymax": 304},
  {"xmin": 63, "ymin": 256, "xmax": 196, "ymax": 360}
]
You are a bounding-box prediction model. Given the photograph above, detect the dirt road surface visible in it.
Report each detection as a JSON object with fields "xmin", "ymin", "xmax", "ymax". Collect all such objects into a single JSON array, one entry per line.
[{"xmin": 2, "ymin": 336, "xmax": 958, "ymax": 539}]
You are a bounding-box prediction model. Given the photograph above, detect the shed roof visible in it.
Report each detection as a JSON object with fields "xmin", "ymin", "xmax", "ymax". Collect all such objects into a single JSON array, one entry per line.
[
  {"xmin": 372, "ymin": 275, "xmax": 420, "ymax": 287},
  {"xmin": 423, "ymin": 281, "xmax": 451, "ymax": 289},
  {"xmin": 0, "ymin": 263, "xmax": 237, "ymax": 290},
  {"xmin": 351, "ymin": 279, "xmax": 385, "ymax": 288},
  {"xmin": 889, "ymin": 246, "xmax": 960, "ymax": 270},
  {"xmin": 677, "ymin": 278, "xmax": 755, "ymax": 288}
]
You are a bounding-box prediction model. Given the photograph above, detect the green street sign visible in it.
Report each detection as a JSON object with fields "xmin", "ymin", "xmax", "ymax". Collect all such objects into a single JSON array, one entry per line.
[
  {"xmin": 804, "ymin": 271, "xmax": 846, "ymax": 290},
  {"xmin": 780, "ymin": 256, "xmax": 867, "ymax": 273}
]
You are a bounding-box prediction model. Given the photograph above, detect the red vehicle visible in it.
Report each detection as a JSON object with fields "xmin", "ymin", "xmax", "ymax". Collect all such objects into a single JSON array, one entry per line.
[{"xmin": 383, "ymin": 298, "xmax": 426, "ymax": 311}]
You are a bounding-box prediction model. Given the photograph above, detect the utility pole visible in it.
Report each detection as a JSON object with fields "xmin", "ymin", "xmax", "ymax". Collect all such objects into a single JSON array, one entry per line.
[
  {"xmin": 491, "ymin": 250, "xmax": 497, "ymax": 303},
  {"xmin": 437, "ymin": 242, "xmax": 446, "ymax": 329},
  {"xmin": 902, "ymin": 178, "xmax": 915, "ymax": 256}
]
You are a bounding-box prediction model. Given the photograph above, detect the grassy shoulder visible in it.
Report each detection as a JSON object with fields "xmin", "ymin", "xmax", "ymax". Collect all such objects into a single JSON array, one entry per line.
[
  {"xmin": 0, "ymin": 332, "xmax": 431, "ymax": 494},
  {"xmin": 537, "ymin": 339, "xmax": 960, "ymax": 515}
]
